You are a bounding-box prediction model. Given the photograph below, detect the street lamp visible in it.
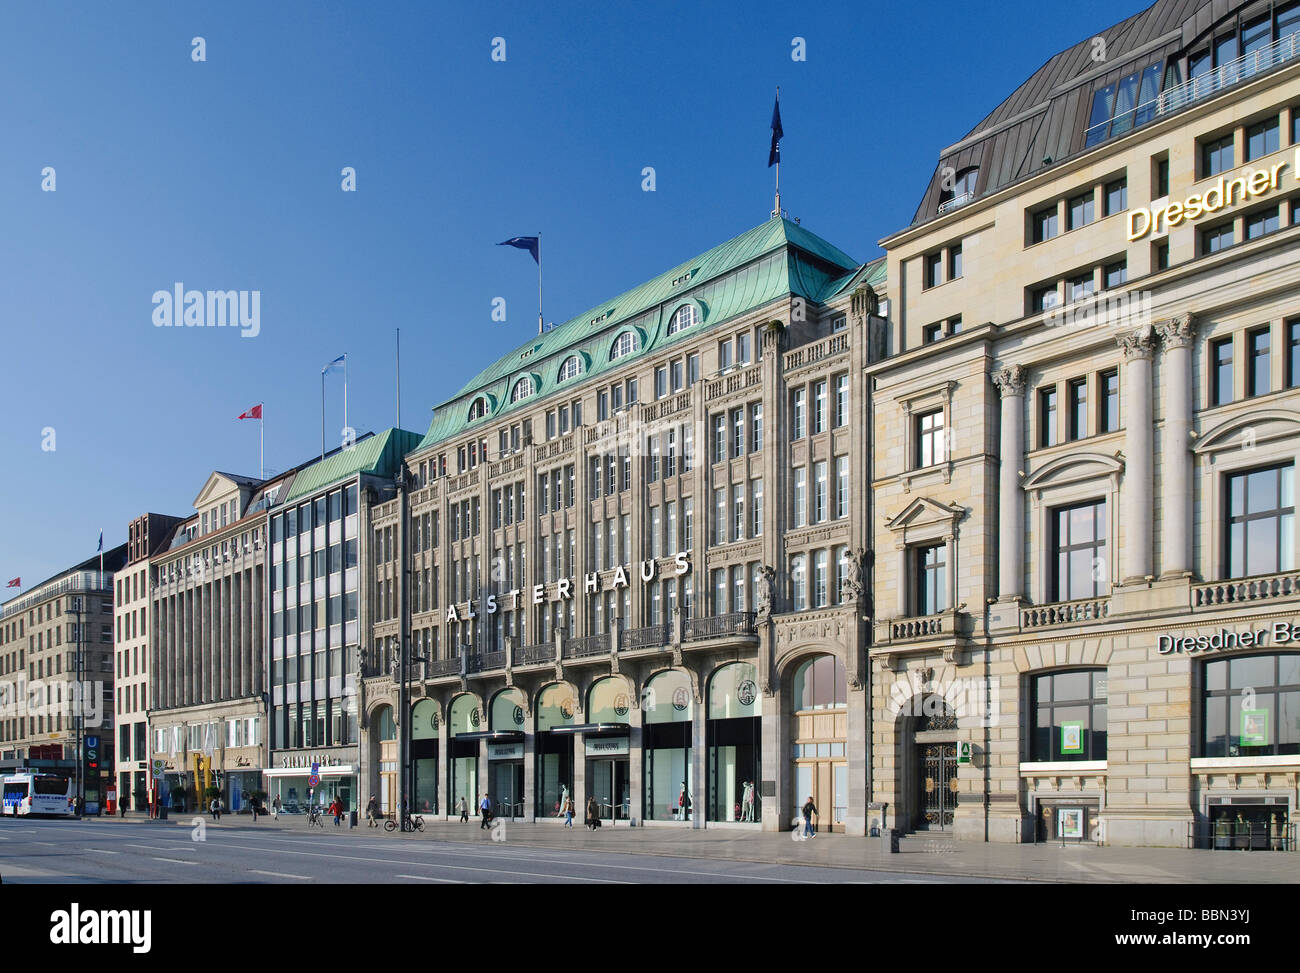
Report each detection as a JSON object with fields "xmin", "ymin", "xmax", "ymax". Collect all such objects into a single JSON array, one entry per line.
[{"xmin": 71, "ymin": 596, "xmax": 84, "ymax": 818}]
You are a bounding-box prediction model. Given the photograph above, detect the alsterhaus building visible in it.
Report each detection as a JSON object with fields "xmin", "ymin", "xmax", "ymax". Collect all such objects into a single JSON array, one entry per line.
[
  {"xmin": 872, "ymin": 0, "xmax": 1300, "ymax": 847},
  {"xmin": 360, "ymin": 218, "xmax": 891, "ymax": 833}
]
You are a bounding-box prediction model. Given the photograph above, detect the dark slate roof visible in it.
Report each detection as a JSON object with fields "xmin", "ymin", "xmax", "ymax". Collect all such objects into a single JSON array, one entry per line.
[{"xmin": 905, "ymin": 0, "xmax": 1270, "ymax": 230}]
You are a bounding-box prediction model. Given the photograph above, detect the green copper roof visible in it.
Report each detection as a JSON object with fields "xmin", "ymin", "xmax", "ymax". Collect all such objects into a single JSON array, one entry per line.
[
  {"xmin": 415, "ymin": 217, "xmax": 863, "ymax": 454},
  {"xmin": 283, "ymin": 428, "xmax": 423, "ymax": 503}
]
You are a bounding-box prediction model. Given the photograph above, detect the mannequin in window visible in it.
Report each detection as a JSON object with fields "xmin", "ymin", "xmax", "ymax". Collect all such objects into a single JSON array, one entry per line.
[
  {"xmin": 557, "ymin": 783, "xmax": 569, "ymax": 817},
  {"xmin": 678, "ymin": 782, "xmax": 691, "ymax": 820},
  {"xmin": 741, "ymin": 780, "xmax": 755, "ymax": 822}
]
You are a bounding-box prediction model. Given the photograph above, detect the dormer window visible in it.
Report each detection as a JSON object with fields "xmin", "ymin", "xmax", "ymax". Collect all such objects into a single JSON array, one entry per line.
[
  {"xmin": 937, "ymin": 167, "xmax": 978, "ymax": 214},
  {"xmin": 510, "ymin": 377, "xmax": 535, "ymax": 402},
  {"xmin": 668, "ymin": 304, "xmax": 698, "ymax": 335},
  {"xmin": 467, "ymin": 397, "xmax": 488, "ymax": 421},
  {"xmin": 558, "ymin": 356, "xmax": 584, "ymax": 382},
  {"xmin": 609, "ymin": 331, "xmax": 639, "ymax": 361}
]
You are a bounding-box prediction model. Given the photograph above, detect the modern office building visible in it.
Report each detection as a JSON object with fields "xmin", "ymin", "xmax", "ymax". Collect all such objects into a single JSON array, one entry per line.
[
  {"xmin": 872, "ymin": 0, "xmax": 1300, "ymax": 847},
  {"xmin": 360, "ymin": 218, "xmax": 890, "ymax": 833},
  {"xmin": 0, "ymin": 545, "xmax": 127, "ymax": 810},
  {"xmin": 148, "ymin": 472, "xmax": 283, "ymax": 812},
  {"xmin": 113, "ymin": 513, "xmax": 183, "ymax": 812},
  {"xmin": 262, "ymin": 428, "xmax": 419, "ymax": 813}
]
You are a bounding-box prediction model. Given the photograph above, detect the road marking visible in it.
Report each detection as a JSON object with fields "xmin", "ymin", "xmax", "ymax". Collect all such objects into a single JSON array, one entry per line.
[
  {"xmin": 30, "ymin": 841, "xmax": 57, "ymax": 846},
  {"xmin": 85, "ymin": 848, "xmax": 119, "ymax": 855},
  {"xmin": 152, "ymin": 856, "xmax": 197, "ymax": 865},
  {"xmin": 394, "ymin": 874, "xmax": 462, "ymax": 883},
  {"xmin": 249, "ymin": 869, "xmax": 311, "ymax": 880},
  {"xmin": 126, "ymin": 843, "xmax": 190, "ymax": 851}
]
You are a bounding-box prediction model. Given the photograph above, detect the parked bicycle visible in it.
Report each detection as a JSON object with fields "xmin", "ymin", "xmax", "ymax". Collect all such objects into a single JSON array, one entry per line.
[
  {"xmin": 384, "ymin": 813, "xmax": 425, "ymax": 833},
  {"xmin": 305, "ymin": 804, "xmax": 325, "ymax": 828}
]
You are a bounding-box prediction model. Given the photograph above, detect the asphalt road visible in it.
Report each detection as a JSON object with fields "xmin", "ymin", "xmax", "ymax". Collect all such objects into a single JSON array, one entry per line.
[{"xmin": 0, "ymin": 817, "xmax": 1019, "ymax": 884}]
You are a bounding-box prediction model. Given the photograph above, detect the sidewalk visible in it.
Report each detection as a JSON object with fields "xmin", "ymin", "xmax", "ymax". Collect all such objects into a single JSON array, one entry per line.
[{"xmin": 81, "ymin": 812, "xmax": 1299, "ymax": 883}]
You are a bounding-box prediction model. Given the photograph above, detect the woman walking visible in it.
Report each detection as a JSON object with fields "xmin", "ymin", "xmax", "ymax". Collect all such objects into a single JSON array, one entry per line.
[{"xmin": 563, "ymin": 796, "xmax": 574, "ymax": 828}]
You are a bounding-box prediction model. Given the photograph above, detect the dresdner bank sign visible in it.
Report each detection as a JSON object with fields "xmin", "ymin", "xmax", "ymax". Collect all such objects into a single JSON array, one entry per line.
[{"xmin": 1127, "ymin": 152, "xmax": 1295, "ymax": 242}]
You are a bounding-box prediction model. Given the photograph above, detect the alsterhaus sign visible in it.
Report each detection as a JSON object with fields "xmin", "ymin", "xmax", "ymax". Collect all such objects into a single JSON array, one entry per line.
[{"xmin": 446, "ymin": 552, "xmax": 690, "ymax": 623}]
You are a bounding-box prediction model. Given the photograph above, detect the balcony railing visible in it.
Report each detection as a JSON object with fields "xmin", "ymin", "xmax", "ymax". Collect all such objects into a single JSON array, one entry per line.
[
  {"xmin": 2, "ymin": 571, "xmax": 110, "ymax": 619},
  {"xmin": 466, "ymin": 651, "xmax": 506, "ymax": 673},
  {"xmin": 783, "ymin": 333, "xmax": 849, "ymax": 373},
  {"xmin": 426, "ymin": 658, "xmax": 461, "ymax": 678},
  {"xmin": 1084, "ymin": 33, "xmax": 1300, "ymax": 147},
  {"xmin": 623, "ymin": 623, "xmax": 671, "ymax": 651},
  {"xmin": 564, "ymin": 633, "xmax": 610, "ymax": 659},
  {"xmin": 683, "ymin": 612, "xmax": 756, "ymax": 642},
  {"xmin": 516, "ymin": 642, "xmax": 555, "ymax": 666},
  {"xmin": 936, "ymin": 191, "xmax": 975, "ymax": 214},
  {"xmin": 1021, "ymin": 597, "xmax": 1111, "ymax": 630},
  {"xmin": 1193, "ymin": 570, "xmax": 1300, "ymax": 610}
]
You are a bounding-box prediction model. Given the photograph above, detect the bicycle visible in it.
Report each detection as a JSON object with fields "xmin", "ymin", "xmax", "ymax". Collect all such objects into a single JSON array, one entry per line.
[
  {"xmin": 305, "ymin": 805, "xmax": 325, "ymax": 829},
  {"xmin": 384, "ymin": 813, "xmax": 425, "ymax": 833}
]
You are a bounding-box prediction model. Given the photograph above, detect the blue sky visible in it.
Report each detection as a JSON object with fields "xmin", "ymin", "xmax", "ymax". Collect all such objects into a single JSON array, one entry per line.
[{"xmin": 0, "ymin": 0, "xmax": 1142, "ymax": 587}]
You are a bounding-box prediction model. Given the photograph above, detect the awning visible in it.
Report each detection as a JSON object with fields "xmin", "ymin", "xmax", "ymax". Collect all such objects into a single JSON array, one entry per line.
[
  {"xmin": 261, "ymin": 765, "xmax": 357, "ymax": 778},
  {"xmin": 454, "ymin": 730, "xmax": 524, "ymax": 742},
  {"xmin": 549, "ymin": 723, "xmax": 629, "ymax": 736}
]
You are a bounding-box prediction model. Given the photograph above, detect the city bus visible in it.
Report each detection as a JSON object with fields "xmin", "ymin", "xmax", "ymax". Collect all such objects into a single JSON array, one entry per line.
[{"xmin": 2, "ymin": 773, "xmax": 75, "ymax": 817}]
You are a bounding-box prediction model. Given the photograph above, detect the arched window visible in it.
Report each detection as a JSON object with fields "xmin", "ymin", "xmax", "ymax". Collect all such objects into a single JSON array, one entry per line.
[
  {"xmin": 668, "ymin": 304, "xmax": 698, "ymax": 335},
  {"xmin": 557, "ymin": 356, "xmax": 583, "ymax": 382},
  {"xmin": 792, "ymin": 654, "xmax": 846, "ymax": 711},
  {"xmin": 490, "ymin": 688, "xmax": 527, "ymax": 731},
  {"xmin": 448, "ymin": 693, "xmax": 481, "ymax": 736},
  {"xmin": 375, "ymin": 704, "xmax": 396, "ymax": 741},
  {"xmin": 467, "ymin": 397, "xmax": 487, "ymax": 421},
  {"xmin": 510, "ymin": 376, "xmax": 535, "ymax": 402},
  {"xmin": 937, "ymin": 167, "xmax": 978, "ymax": 213},
  {"xmin": 609, "ymin": 331, "xmax": 639, "ymax": 361},
  {"xmin": 588, "ymin": 676, "xmax": 633, "ymax": 723}
]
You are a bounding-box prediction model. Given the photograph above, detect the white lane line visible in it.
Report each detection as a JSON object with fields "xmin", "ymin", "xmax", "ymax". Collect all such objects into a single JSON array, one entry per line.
[
  {"xmin": 211, "ymin": 841, "xmax": 627, "ymax": 883},
  {"xmin": 249, "ymin": 869, "xmax": 311, "ymax": 880},
  {"xmin": 152, "ymin": 857, "xmax": 196, "ymax": 865},
  {"xmin": 394, "ymin": 874, "xmax": 463, "ymax": 883},
  {"xmin": 30, "ymin": 841, "xmax": 57, "ymax": 846},
  {"xmin": 85, "ymin": 848, "xmax": 119, "ymax": 855},
  {"xmin": 126, "ymin": 843, "xmax": 191, "ymax": 851}
]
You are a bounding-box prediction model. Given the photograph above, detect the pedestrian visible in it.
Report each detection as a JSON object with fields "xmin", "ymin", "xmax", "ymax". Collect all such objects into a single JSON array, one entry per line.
[
  {"xmin": 563, "ymin": 796, "xmax": 574, "ymax": 828},
  {"xmin": 209, "ymin": 796, "xmax": 219, "ymax": 822},
  {"xmin": 272, "ymin": 794, "xmax": 282, "ymax": 819},
  {"xmin": 802, "ymin": 795, "xmax": 817, "ymax": 838},
  {"xmin": 250, "ymin": 796, "xmax": 259, "ymax": 823},
  {"xmin": 459, "ymin": 796, "xmax": 469, "ymax": 823},
  {"xmin": 366, "ymin": 795, "xmax": 379, "ymax": 828},
  {"xmin": 479, "ymin": 793, "xmax": 492, "ymax": 829},
  {"xmin": 586, "ymin": 796, "xmax": 601, "ymax": 830},
  {"xmin": 677, "ymin": 781, "xmax": 691, "ymax": 821},
  {"xmin": 333, "ymin": 799, "xmax": 344, "ymax": 827}
]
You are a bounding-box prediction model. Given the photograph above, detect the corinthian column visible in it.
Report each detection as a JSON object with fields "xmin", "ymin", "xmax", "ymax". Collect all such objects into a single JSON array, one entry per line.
[
  {"xmin": 1117, "ymin": 326, "xmax": 1156, "ymax": 584},
  {"xmin": 1155, "ymin": 315, "xmax": 1196, "ymax": 578},
  {"xmin": 992, "ymin": 365, "xmax": 1027, "ymax": 601}
]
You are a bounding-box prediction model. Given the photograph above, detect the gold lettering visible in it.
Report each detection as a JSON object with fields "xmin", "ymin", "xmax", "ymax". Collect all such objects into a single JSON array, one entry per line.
[
  {"xmin": 1226, "ymin": 176, "xmax": 1248, "ymax": 206},
  {"xmin": 1165, "ymin": 200, "xmax": 1185, "ymax": 227},
  {"xmin": 1127, "ymin": 207, "xmax": 1151, "ymax": 241},
  {"xmin": 1184, "ymin": 194, "xmax": 1204, "ymax": 220},
  {"xmin": 1248, "ymin": 170, "xmax": 1271, "ymax": 195}
]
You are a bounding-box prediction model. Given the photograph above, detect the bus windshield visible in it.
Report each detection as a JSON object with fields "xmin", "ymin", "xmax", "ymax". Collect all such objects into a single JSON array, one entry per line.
[{"xmin": 32, "ymin": 776, "xmax": 69, "ymax": 796}]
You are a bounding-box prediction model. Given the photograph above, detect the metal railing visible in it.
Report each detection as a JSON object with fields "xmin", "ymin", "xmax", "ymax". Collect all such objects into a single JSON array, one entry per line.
[
  {"xmin": 937, "ymin": 191, "xmax": 975, "ymax": 214},
  {"xmin": 623, "ymin": 622, "xmax": 671, "ymax": 650},
  {"xmin": 1188, "ymin": 821, "xmax": 1295, "ymax": 851},
  {"xmin": 1193, "ymin": 570, "xmax": 1300, "ymax": 609},
  {"xmin": 1085, "ymin": 33, "xmax": 1300, "ymax": 147},
  {"xmin": 515, "ymin": 642, "xmax": 554, "ymax": 666},
  {"xmin": 565, "ymin": 632, "xmax": 610, "ymax": 659},
  {"xmin": 1021, "ymin": 597, "xmax": 1110, "ymax": 629},
  {"xmin": 426, "ymin": 658, "xmax": 461, "ymax": 678},
  {"xmin": 466, "ymin": 651, "xmax": 506, "ymax": 673},
  {"xmin": 683, "ymin": 612, "xmax": 756, "ymax": 642}
]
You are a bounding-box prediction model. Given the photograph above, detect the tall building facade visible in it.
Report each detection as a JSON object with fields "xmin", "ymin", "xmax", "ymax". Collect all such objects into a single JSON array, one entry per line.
[
  {"xmin": 114, "ymin": 513, "xmax": 183, "ymax": 811},
  {"xmin": 0, "ymin": 546, "xmax": 127, "ymax": 810},
  {"xmin": 359, "ymin": 218, "xmax": 891, "ymax": 833},
  {"xmin": 148, "ymin": 473, "xmax": 278, "ymax": 812},
  {"xmin": 873, "ymin": 0, "xmax": 1300, "ymax": 846}
]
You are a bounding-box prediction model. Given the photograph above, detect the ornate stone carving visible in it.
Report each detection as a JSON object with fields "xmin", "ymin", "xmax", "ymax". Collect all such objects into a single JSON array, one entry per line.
[
  {"xmin": 840, "ymin": 547, "xmax": 866, "ymax": 602},
  {"xmin": 991, "ymin": 364, "xmax": 1026, "ymax": 398},
  {"xmin": 1155, "ymin": 313, "xmax": 1196, "ymax": 350},
  {"xmin": 1116, "ymin": 324, "xmax": 1156, "ymax": 361},
  {"xmin": 755, "ymin": 564, "xmax": 776, "ymax": 622}
]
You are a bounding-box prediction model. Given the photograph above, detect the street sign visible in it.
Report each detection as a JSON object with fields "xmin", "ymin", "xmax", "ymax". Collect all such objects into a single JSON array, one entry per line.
[
  {"xmin": 152, "ymin": 759, "xmax": 166, "ymax": 776},
  {"xmin": 957, "ymin": 741, "xmax": 972, "ymax": 765},
  {"xmin": 308, "ymin": 774, "xmax": 320, "ymax": 789}
]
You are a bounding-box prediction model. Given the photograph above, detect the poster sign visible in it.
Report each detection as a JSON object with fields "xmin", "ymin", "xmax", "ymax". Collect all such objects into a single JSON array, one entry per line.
[
  {"xmin": 1058, "ymin": 807, "xmax": 1084, "ymax": 839},
  {"xmin": 1060, "ymin": 721, "xmax": 1084, "ymax": 756},
  {"xmin": 1240, "ymin": 709, "xmax": 1268, "ymax": 747}
]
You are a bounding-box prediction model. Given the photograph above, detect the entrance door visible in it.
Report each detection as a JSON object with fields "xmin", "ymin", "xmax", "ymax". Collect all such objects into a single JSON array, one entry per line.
[
  {"xmin": 793, "ymin": 760, "xmax": 847, "ymax": 833},
  {"xmin": 491, "ymin": 761, "xmax": 524, "ymax": 819},
  {"xmin": 588, "ymin": 759, "xmax": 629, "ymax": 821},
  {"xmin": 916, "ymin": 743, "xmax": 958, "ymax": 830}
]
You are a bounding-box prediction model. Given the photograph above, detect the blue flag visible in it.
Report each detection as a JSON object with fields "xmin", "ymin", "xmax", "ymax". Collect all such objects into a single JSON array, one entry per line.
[
  {"xmin": 323, "ymin": 354, "xmax": 345, "ymax": 374},
  {"xmin": 498, "ymin": 236, "xmax": 540, "ymax": 264},
  {"xmin": 97, "ymin": 530, "xmax": 103, "ymax": 552},
  {"xmin": 768, "ymin": 92, "xmax": 783, "ymax": 167}
]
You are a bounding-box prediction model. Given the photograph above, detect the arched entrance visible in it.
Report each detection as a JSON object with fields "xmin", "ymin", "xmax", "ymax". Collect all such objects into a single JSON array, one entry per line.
[
  {"xmin": 789, "ymin": 654, "xmax": 847, "ymax": 833},
  {"xmin": 643, "ymin": 669, "xmax": 693, "ymax": 822},
  {"xmin": 488, "ymin": 688, "xmax": 526, "ymax": 818},
  {"xmin": 706, "ymin": 662, "xmax": 761, "ymax": 822},
  {"xmin": 586, "ymin": 676, "xmax": 633, "ymax": 822},
  {"xmin": 373, "ymin": 704, "xmax": 396, "ymax": 813},
  {"xmin": 897, "ymin": 694, "xmax": 959, "ymax": 832},
  {"xmin": 411, "ymin": 698, "xmax": 438, "ymax": 815},
  {"xmin": 447, "ymin": 694, "xmax": 481, "ymax": 815},
  {"xmin": 535, "ymin": 683, "xmax": 576, "ymax": 817}
]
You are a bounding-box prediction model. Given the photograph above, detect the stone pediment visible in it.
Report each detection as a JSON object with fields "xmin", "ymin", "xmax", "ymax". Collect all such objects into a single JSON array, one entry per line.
[
  {"xmin": 192, "ymin": 471, "xmax": 254, "ymax": 511},
  {"xmin": 1194, "ymin": 409, "xmax": 1300, "ymax": 459},
  {"xmin": 1022, "ymin": 451, "xmax": 1124, "ymax": 497},
  {"xmin": 884, "ymin": 496, "xmax": 964, "ymax": 534}
]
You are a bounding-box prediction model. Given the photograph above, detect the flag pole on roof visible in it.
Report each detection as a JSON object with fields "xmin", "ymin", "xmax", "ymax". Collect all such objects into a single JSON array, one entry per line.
[
  {"xmin": 769, "ymin": 87, "xmax": 783, "ymax": 218},
  {"xmin": 238, "ymin": 404, "xmax": 264, "ymax": 478},
  {"xmin": 497, "ymin": 236, "xmax": 543, "ymax": 335}
]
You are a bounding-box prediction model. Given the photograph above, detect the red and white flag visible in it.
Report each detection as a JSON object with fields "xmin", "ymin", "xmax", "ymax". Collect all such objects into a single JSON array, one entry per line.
[
  {"xmin": 5, "ymin": 577, "xmax": 19, "ymax": 588},
  {"xmin": 238, "ymin": 404, "xmax": 263, "ymax": 420}
]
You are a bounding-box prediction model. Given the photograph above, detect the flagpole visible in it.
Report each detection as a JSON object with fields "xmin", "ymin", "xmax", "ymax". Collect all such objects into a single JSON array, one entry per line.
[
  {"xmin": 396, "ymin": 329, "xmax": 401, "ymax": 429},
  {"xmin": 321, "ymin": 371, "xmax": 326, "ymax": 461},
  {"xmin": 772, "ymin": 86, "xmax": 781, "ymax": 218},
  {"xmin": 343, "ymin": 354, "xmax": 349, "ymax": 438},
  {"xmin": 537, "ymin": 234, "xmax": 544, "ymax": 336},
  {"xmin": 260, "ymin": 408, "xmax": 265, "ymax": 480}
]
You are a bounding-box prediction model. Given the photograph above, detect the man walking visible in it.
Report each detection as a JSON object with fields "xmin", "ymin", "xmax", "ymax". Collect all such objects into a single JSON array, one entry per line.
[
  {"xmin": 479, "ymin": 792, "xmax": 492, "ymax": 829},
  {"xmin": 802, "ymin": 795, "xmax": 818, "ymax": 838}
]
